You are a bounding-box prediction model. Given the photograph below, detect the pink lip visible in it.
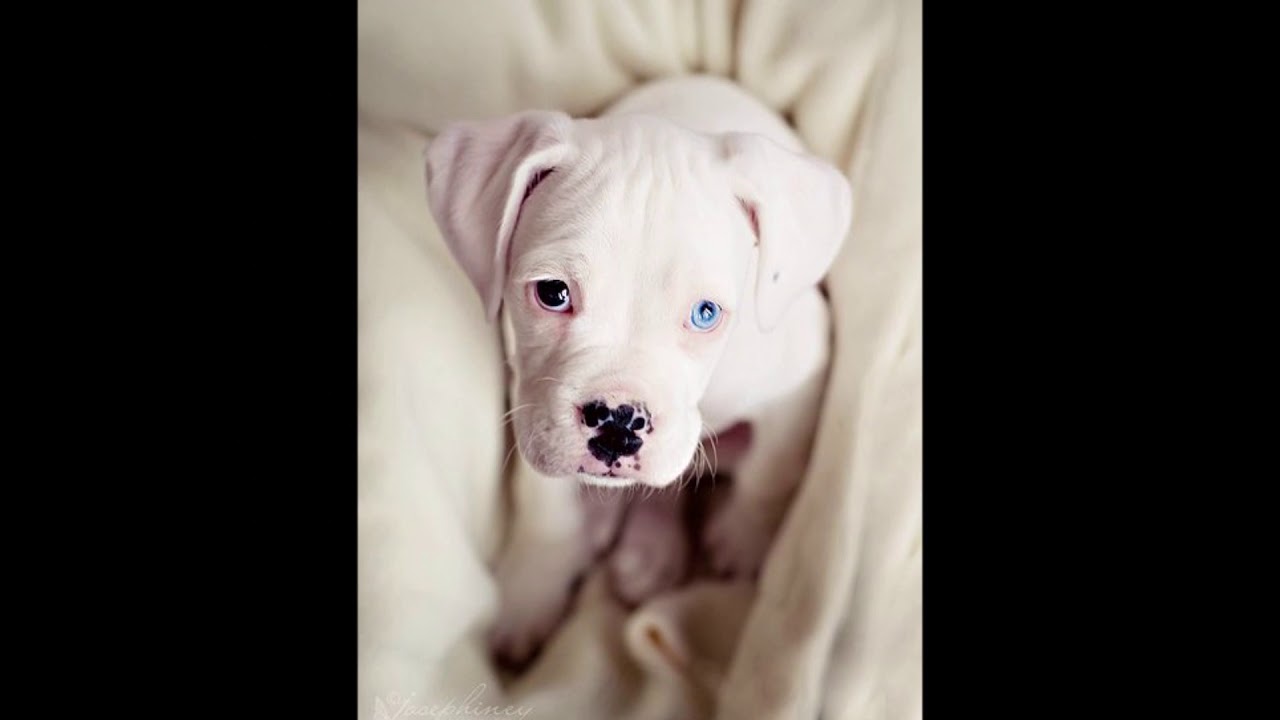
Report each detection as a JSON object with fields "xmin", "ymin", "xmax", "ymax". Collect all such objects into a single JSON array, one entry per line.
[
  {"xmin": 575, "ymin": 472, "xmax": 634, "ymax": 488},
  {"xmin": 576, "ymin": 455, "xmax": 644, "ymax": 481}
]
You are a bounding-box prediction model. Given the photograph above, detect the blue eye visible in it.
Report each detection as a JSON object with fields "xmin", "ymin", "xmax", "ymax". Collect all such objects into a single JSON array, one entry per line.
[
  {"xmin": 689, "ymin": 300, "xmax": 722, "ymax": 331},
  {"xmin": 534, "ymin": 279, "xmax": 572, "ymax": 312}
]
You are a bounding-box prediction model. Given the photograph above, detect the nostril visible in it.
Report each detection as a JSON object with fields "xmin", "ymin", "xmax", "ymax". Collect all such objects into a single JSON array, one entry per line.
[
  {"xmin": 612, "ymin": 404, "xmax": 635, "ymax": 425},
  {"xmin": 621, "ymin": 433, "xmax": 642, "ymax": 454},
  {"xmin": 629, "ymin": 416, "xmax": 646, "ymax": 431},
  {"xmin": 582, "ymin": 401, "xmax": 610, "ymax": 428}
]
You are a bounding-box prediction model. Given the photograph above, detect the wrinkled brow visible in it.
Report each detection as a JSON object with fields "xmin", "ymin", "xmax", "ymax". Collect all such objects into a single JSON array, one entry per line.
[{"xmin": 511, "ymin": 245, "xmax": 594, "ymax": 284}]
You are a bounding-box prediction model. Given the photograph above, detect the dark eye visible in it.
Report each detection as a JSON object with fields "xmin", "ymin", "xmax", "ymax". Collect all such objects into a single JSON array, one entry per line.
[
  {"xmin": 689, "ymin": 300, "xmax": 722, "ymax": 331},
  {"xmin": 533, "ymin": 279, "xmax": 572, "ymax": 312}
]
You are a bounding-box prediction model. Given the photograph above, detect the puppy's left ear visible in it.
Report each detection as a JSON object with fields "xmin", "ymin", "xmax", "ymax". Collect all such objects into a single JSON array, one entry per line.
[{"xmin": 720, "ymin": 133, "xmax": 854, "ymax": 332}]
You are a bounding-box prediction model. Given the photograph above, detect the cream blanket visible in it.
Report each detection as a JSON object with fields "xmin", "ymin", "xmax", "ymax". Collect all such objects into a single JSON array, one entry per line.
[{"xmin": 358, "ymin": 1, "xmax": 920, "ymax": 718}]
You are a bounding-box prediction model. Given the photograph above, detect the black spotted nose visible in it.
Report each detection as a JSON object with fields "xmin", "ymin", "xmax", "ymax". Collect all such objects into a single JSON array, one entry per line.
[
  {"xmin": 580, "ymin": 399, "xmax": 652, "ymax": 464},
  {"xmin": 588, "ymin": 424, "xmax": 644, "ymax": 463}
]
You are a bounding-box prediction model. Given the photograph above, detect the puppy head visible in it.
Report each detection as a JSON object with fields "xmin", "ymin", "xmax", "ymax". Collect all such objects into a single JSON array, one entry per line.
[{"xmin": 425, "ymin": 111, "xmax": 851, "ymax": 487}]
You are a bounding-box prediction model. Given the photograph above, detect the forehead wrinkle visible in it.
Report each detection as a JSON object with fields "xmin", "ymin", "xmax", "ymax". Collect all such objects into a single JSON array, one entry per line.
[
  {"xmin": 620, "ymin": 142, "xmax": 734, "ymax": 302},
  {"xmin": 554, "ymin": 152, "xmax": 633, "ymax": 253},
  {"xmin": 514, "ymin": 243, "xmax": 592, "ymax": 284},
  {"xmin": 517, "ymin": 119, "xmax": 744, "ymax": 311}
]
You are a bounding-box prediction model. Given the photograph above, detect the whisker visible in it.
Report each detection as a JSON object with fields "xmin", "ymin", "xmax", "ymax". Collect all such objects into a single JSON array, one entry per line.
[
  {"xmin": 680, "ymin": 453, "xmax": 696, "ymax": 493},
  {"xmin": 703, "ymin": 423, "xmax": 720, "ymax": 444},
  {"xmin": 500, "ymin": 440, "xmax": 520, "ymax": 476},
  {"xmin": 699, "ymin": 422, "xmax": 722, "ymax": 484},
  {"xmin": 501, "ymin": 403, "xmax": 534, "ymax": 419},
  {"xmin": 500, "ymin": 404, "xmax": 535, "ymax": 431}
]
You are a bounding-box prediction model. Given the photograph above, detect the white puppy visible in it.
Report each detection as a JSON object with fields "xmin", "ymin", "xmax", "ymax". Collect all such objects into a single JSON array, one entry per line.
[{"xmin": 424, "ymin": 75, "xmax": 852, "ymax": 669}]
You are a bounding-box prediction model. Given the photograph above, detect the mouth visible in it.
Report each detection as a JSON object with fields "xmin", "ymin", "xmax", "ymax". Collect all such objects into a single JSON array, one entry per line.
[{"xmin": 575, "ymin": 472, "xmax": 635, "ymax": 488}]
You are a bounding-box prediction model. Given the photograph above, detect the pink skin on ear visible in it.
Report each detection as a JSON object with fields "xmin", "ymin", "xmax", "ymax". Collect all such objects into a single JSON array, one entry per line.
[
  {"xmin": 720, "ymin": 132, "xmax": 854, "ymax": 332},
  {"xmin": 424, "ymin": 111, "xmax": 574, "ymax": 322}
]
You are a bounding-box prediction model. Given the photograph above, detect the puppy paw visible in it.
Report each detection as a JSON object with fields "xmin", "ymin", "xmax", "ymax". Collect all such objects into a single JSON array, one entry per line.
[
  {"xmin": 488, "ymin": 597, "xmax": 570, "ymax": 672},
  {"xmin": 608, "ymin": 500, "xmax": 690, "ymax": 606},
  {"xmin": 488, "ymin": 542, "xmax": 586, "ymax": 671},
  {"xmin": 700, "ymin": 498, "xmax": 778, "ymax": 580}
]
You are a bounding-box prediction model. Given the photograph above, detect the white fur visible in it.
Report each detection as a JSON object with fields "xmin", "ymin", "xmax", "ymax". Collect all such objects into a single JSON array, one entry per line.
[{"xmin": 424, "ymin": 75, "xmax": 852, "ymax": 668}]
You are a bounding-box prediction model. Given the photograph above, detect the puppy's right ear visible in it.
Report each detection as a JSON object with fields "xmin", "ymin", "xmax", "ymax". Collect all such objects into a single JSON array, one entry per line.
[{"xmin": 424, "ymin": 111, "xmax": 574, "ymax": 321}]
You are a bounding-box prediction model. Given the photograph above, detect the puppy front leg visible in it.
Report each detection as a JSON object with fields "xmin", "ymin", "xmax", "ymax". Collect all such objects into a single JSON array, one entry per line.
[
  {"xmin": 581, "ymin": 485, "xmax": 628, "ymax": 557},
  {"xmin": 608, "ymin": 485, "xmax": 691, "ymax": 606},
  {"xmin": 702, "ymin": 369, "xmax": 827, "ymax": 579},
  {"xmin": 489, "ymin": 457, "xmax": 594, "ymax": 670}
]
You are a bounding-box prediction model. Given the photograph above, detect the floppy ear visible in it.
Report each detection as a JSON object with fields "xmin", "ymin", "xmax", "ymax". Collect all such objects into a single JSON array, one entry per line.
[
  {"xmin": 720, "ymin": 132, "xmax": 854, "ymax": 332},
  {"xmin": 424, "ymin": 111, "xmax": 574, "ymax": 321}
]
